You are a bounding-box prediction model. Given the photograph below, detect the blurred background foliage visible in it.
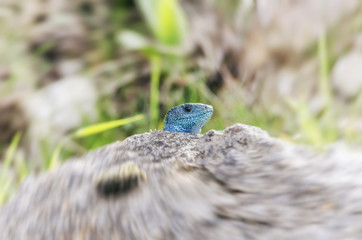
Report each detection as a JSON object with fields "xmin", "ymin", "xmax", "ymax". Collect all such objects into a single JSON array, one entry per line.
[{"xmin": 0, "ymin": 0, "xmax": 362, "ymax": 204}]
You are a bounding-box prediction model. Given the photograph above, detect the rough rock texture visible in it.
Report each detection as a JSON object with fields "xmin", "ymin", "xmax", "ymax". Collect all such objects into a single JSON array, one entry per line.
[{"xmin": 1, "ymin": 124, "xmax": 362, "ymax": 240}]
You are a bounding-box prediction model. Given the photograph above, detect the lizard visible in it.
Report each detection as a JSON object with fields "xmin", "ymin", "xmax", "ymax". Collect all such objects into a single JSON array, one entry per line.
[{"xmin": 163, "ymin": 103, "xmax": 213, "ymax": 134}]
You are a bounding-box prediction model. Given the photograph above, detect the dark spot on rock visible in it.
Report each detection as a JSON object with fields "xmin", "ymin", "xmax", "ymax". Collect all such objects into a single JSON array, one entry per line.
[
  {"xmin": 225, "ymin": 125, "xmax": 244, "ymax": 134},
  {"xmin": 204, "ymin": 131, "xmax": 215, "ymax": 142},
  {"xmin": 237, "ymin": 137, "xmax": 248, "ymax": 146},
  {"xmin": 152, "ymin": 157, "xmax": 161, "ymax": 162},
  {"xmin": 96, "ymin": 163, "xmax": 146, "ymax": 198},
  {"xmin": 155, "ymin": 141, "xmax": 164, "ymax": 146},
  {"xmin": 224, "ymin": 157, "xmax": 236, "ymax": 166},
  {"xmin": 97, "ymin": 175, "xmax": 139, "ymax": 197}
]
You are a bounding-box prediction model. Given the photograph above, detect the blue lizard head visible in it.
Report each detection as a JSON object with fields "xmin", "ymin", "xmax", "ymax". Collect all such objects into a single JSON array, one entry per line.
[{"xmin": 163, "ymin": 103, "xmax": 213, "ymax": 134}]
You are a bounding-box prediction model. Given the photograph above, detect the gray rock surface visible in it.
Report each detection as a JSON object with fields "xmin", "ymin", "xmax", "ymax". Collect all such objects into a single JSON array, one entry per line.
[
  {"xmin": 21, "ymin": 76, "xmax": 98, "ymax": 165},
  {"xmin": 332, "ymin": 52, "xmax": 362, "ymax": 98},
  {"xmin": 23, "ymin": 76, "xmax": 98, "ymax": 137},
  {"xmin": 1, "ymin": 124, "xmax": 362, "ymax": 240}
]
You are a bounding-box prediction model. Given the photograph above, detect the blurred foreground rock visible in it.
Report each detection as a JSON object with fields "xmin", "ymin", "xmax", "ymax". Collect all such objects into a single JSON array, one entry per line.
[{"xmin": 1, "ymin": 124, "xmax": 362, "ymax": 240}]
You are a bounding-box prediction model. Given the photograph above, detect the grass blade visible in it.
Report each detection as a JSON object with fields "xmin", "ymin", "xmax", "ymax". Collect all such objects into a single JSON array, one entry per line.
[
  {"xmin": 73, "ymin": 114, "xmax": 144, "ymax": 138},
  {"xmin": 0, "ymin": 178, "xmax": 11, "ymax": 205},
  {"xmin": 3, "ymin": 132, "xmax": 22, "ymax": 169},
  {"xmin": 136, "ymin": 0, "xmax": 188, "ymax": 46},
  {"xmin": 150, "ymin": 56, "xmax": 161, "ymax": 129},
  {"xmin": 318, "ymin": 31, "xmax": 331, "ymax": 108},
  {"xmin": 0, "ymin": 132, "xmax": 21, "ymax": 205},
  {"xmin": 48, "ymin": 144, "xmax": 63, "ymax": 170}
]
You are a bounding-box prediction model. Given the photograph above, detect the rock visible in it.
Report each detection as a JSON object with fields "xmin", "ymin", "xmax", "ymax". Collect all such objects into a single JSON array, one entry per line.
[
  {"xmin": 22, "ymin": 76, "xmax": 98, "ymax": 162},
  {"xmin": 256, "ymin": 0, "xmax": 358, "ymax": 53},
  {"xmin": 23, "ymin": 76, "xmax": 97, "ymax": 137},
  {"xmin": 56, "ymin": 59, "xmax": 85, "ymax": 77},
  {"xmin": 332, "ymin": 52, "xmax": 362, "ymax": 99},
  {"xmin": 1, "ymin": 124, "xmax": 362, "ymax": 239}
]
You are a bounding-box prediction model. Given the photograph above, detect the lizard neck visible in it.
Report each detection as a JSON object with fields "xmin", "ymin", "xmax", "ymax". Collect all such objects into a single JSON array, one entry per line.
[
  {"xmin": 191, "ymin": 126, "xmax": 201, "ymax": 134},
  {"xmin": 163, "ymin": 124, "xmax": 200, "ymax": 133},
  {"xmin": 164, "ymin": 124, "xmax": 199, "ymax": 133}
]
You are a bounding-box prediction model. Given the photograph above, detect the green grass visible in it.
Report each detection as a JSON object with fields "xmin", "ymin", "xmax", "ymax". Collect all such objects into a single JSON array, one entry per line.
[
  {"xmin": 150, "ymin": 56, "xmax": 162, "ymax": 129},
  {"xmin": 136, "ymin": 0, "xmax": 187, "ymax": 46},
  {"xmin": 285, "ymin": 31, "xmax": 339, "ymax": 147},
  {"xmin": 0, "ymin": 132, "xmax": 22, "ymax": 205},
  {"xmin": 73, "ymin": 114, "xmax": 144, "ymax": 138}
]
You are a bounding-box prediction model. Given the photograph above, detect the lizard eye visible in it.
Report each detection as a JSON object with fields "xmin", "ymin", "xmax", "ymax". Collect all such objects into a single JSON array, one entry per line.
[{"xmin": 184, "ymin": 106, "xmax": 192, "ymax": 112}]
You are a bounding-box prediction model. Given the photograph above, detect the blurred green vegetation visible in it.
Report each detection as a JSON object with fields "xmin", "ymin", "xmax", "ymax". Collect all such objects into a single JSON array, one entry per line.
[{"xmin": 0, "ymin": 0, "xmax": 361, "ymax": 205}]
